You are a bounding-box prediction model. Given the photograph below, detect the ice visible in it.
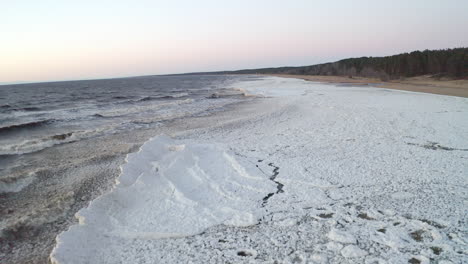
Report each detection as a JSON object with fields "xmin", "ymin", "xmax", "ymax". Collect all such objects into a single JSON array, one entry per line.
[
  {"xmin": 326, "ymin": 241, "xmax": 344, "ymax": 251},
  {"xmin": 51, "ymin": 76, "xmax": 468, "ymax": 263},
  {"xmin": 50, "ymin": 135, "xmax": 274, "ymax": 263},
  {"xmin": 341, "ymin": 245, "xmax": 368, "ymax": 258},
  {"xmin": 328, "ymin": 229, "xmax": 357, "ymax": 244}
]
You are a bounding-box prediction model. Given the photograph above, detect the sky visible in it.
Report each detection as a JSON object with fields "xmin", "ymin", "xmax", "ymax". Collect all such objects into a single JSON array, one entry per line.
[{"xmin": 1, "ymin": 0, "xmax": 467, "ymax": 83}]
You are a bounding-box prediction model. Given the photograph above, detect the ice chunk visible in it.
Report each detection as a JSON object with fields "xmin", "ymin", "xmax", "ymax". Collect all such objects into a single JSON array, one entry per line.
[
  {"xmin": 341, "ymin": 245, "xmax": 368, "ymax": 258},
  {"xmin": 51, "ymin": 135, "xmax": 275, "ymax": 264},
  {"xmin": 328, "ymin": 229, "xmax": 357, "ymax": 244}
]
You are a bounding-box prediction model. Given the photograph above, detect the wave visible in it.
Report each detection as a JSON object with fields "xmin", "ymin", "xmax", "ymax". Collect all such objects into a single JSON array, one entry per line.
[
  {"xmin": 50, "ymin": 135, "xmax": 274, "ymax": 263},
  {"xmin": 18, "ymin": 107, "xmax": 42, "ymax": 112},
  {"xmin": 108, "ymin": 94, "xmax": 191, "ymax": 106},
  {"xmin": 112, "ymin": 96, "xmax": 133, "ymax": 100},
  {"xmin": 51, "ymin": 132, "xmax": 73, "ymax": 141},
  {"xmin": 0, "ymin": 129, "xmax": 104, "ymax": 155},
  {"xmin": 138, "ymin": 96, "xmax": 159, "ymax": 102},
  {"xmin": 4, "ymin": 106, "xmax": 44, "ymax": 112},
  {"xmin": 0, "ymin": 119, "xmax": 54, "ymax": 134},
  {"xmin": 92, "ymin": 113, "xmax": 107, "ymax": 118},
  {"xmin": 95, "ymin": 98, "xmax": 194, "ymax": 118},
  {"xmin": 170, "ymin": 92, "xmax": 189, "ymax": 98},
  {"xmin": 0, "ymin": 171, "xmax": 36, "ymax": 194},
  {"xmin": 138, "ymin": 93, "xmax": 189, "ymax": 102}
]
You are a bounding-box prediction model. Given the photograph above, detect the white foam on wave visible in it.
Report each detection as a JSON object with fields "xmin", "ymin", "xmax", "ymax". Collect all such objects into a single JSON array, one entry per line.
[
  {"xmin": 229, "ymin": 76, "xmax": 312, "ymax": 97},
  {"xmin": 0, "ymin": 171, "xmax": 36, "ymax": 193},
  {"xmin": 95, "ymin": 98, "xmax": 194, "ymax": 118},
  {"xmin": 0, "ymin": 128, "xmax": 107, "ymax": 155},
  {"xmin": 50, "ymin": 135, "xmax": 274, "ymax": 263}
]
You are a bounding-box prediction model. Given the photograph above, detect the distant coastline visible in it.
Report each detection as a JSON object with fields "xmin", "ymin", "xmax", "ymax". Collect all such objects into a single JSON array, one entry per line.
[
  {"xmin": 4, "ymin": 48, "xmax": 467, "ymax": 97},
  {"xmin": 169, "ymin": 47, "xmax": 468, "ymax": 97},
  {"xmin": 267, "ymin": 74, "xmax": 468, "ymax": 98},
  {"xmin": 181, "ymin": 48, "xmax": 468, "ymax": 80}
]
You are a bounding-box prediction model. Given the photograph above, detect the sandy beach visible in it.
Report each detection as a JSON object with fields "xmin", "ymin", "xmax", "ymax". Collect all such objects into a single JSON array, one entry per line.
[
  {"xmin": 268, "ymin": 74, "xmax": 468, "ymax": 98},
  {"xmin": 50, "ymin": 77, "xmax": 468, "ymax": 263}
]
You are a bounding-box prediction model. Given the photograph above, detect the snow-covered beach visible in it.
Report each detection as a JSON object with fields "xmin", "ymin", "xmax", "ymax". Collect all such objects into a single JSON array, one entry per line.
[{"xmin": 49, "ymin": 77, "xmax": 468, "ymax": 263}]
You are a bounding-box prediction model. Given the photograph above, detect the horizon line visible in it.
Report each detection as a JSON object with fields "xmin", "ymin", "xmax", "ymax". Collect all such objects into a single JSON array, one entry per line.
[{"xmin": 2, "ymin": 46, "xmax": 465, "ymax": 86}]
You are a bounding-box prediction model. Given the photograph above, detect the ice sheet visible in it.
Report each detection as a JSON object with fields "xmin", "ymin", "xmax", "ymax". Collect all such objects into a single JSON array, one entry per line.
[{"xmin": 51, "ymin": 76, "xmax": 468, "ymax": 263}]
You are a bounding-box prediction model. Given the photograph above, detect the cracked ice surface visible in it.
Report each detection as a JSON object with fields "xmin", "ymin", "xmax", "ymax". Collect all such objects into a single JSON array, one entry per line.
[{"xmin": 51, "ymin": 77, "xmax": 468, "ymax": 263}]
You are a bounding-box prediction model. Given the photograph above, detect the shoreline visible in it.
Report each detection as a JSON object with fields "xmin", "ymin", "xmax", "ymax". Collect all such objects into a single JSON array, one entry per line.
[
  {"xmin": 3, "ymin": 76, "xmax": 467, "ymax": 263},
  {"xmin": 0, "ymin": 88, "xmax": 259, "ymax": 264},
  {"xmin": 50, "ymin": 77, "xmax": 468, "ymax": 263},
  {"xmin": 264, "ymin": 74, "xmax": 468, "ymax": 98}
]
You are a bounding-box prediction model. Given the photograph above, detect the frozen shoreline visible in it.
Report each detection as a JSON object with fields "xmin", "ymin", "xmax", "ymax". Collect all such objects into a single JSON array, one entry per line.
[{"xmin": 51, "ymin": 77, "xmax": 468, "ymax": 263}]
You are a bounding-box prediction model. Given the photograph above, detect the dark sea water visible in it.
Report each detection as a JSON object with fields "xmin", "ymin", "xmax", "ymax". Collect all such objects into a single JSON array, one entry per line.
[
  {"xmin": 0, "ymin": 74, "xmax": 258, "ymax": 262},
  {"xmin": 0, "ymin": 74, "xmax": 255, "ymax": 196},
  {"xmin": 0, "ymin": 75, "xmax": 245, "ymax": 156}
]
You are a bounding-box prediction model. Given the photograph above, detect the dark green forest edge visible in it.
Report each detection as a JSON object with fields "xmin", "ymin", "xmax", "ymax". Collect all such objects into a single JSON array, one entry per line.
[{"xmin": 188, "ymin": 48, "xmax": 468, "ymax": 80}]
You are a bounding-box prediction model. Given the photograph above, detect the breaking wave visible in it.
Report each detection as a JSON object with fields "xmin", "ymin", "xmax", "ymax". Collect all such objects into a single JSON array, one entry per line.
[
  {"xmin": 0, "ymin": 129, "xmax": 104, "ymax": 155},
  {"xmin": 0, "ymin": 119, "xmax": 55, "ymax": 134}
]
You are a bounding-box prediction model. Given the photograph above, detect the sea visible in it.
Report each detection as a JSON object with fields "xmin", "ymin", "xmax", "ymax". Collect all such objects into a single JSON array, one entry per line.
[
  {"xmin": 0, "ymin": 74, "xmax": 261, "ymax": 262},
  {"xmin": 0, "ymin": 74, "xmax": 254, "ymax": 189},
  {"xmin": 0, "ymin": 75, "xmax": 250, "ymax": 157}
]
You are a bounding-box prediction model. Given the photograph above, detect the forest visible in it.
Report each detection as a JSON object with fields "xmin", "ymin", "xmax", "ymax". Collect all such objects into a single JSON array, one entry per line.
[{"xmin": 190, "ymin": 48, "xmax": 467, "ymax": 80}]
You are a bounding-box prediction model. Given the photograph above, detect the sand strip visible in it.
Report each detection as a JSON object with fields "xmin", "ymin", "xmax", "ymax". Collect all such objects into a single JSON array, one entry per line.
[{"xmin": 266, "ymin": 74, "xmax": 468, "ymax": 98}]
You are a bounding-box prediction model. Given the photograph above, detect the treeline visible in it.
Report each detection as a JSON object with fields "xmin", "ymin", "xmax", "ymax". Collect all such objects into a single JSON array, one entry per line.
[{"xmin": 188, "ymin": 48, "xmax": 468, "ymax": 80}]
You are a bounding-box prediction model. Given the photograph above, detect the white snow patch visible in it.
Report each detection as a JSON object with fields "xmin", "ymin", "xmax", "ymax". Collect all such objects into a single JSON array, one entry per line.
[
  {"xmin": 341, "ymin": 245, "xmax": 368, "ymax": 258},
  {"xmin": 326, "ymin": 241, "xmax": 344, "ymax": 252},
  {"xmin": 50, "ymin": 135, "xmax": 274, "ymax": 263},
  {"xmin": 49, "ymin": 76, "xmax": 468, "ymax": 263},
  {"xmin": 328, "ymin": 229, "xmax": 357, "ymax": 244}
]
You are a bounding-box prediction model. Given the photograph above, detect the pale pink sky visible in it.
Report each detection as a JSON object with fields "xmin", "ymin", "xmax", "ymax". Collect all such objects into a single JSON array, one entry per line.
[{"xmin": 1, "ymin": 0, "xmax": 467, "ymax": 83}]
